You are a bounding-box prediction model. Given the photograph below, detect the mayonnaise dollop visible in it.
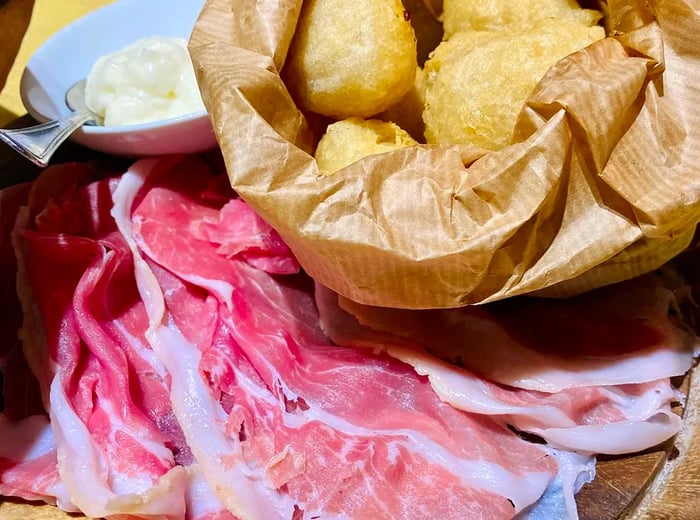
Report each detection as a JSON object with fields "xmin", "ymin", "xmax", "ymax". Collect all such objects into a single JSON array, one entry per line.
[{"xmin": 85, "ymin": 36, "xmax": 205, "ymax": 127}]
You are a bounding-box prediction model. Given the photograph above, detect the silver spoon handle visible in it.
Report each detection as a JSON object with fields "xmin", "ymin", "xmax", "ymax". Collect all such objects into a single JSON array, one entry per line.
[{"xmin": 0, "ymin": 111, "xmax": 94, "ymax": 167}]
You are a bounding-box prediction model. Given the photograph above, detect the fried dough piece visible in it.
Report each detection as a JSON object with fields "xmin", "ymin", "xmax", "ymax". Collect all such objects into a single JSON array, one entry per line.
[
  {"xmin": 442, "ymin": 0, "xmax": 602, "ymax": 39},
  {"xmin": 423, "ymin": 19, "xmax": 605, "ymax": 150},
  {"xmin": 284, "ymin": 0, "xmax": 417, "ymax": 119},
  {"xmin": 315, "ymin": 117, "xmax": 418, "ymax": 175}
]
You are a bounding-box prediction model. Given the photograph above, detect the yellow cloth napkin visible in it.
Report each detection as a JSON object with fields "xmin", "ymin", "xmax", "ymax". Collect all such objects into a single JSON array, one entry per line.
[{"xmin": 0, "ymin": 0, "xmax": 114, "ymax": 126}]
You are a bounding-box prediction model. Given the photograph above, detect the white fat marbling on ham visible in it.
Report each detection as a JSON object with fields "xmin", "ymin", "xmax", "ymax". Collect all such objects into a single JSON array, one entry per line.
[
  {"xmin": 112, "ymin": 157, "xmax": 564, "ymax": 519},
  {"xmin": 0, "ymin": 414, "xmax": 74, "ymax": 510},
  {"xmin": 517, "ymin": 448, "xmax": 596, "ymax": 520},
  {"xmin": 11, "ymin": 165, "xmax": 226, "ymax": 519},
  {"xmin": 113, "ymin": 158, "xmax": 298, "ymax": 520},
  {"xmin": 184, "ymin": 464, "xmax": 238, "ymax": 520},
  {"xmin": 334, "ymin": 277, "xmax": 695, "ymax": 392},
  {"xmin": 316, "ymin": 285, "xmax": 685, "ymax": 455}
]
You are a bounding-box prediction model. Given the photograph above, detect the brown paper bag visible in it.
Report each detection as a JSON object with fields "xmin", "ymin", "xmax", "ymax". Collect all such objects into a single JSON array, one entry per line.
[
  {"xmin": 189, "ymin": 0, "xmax": 700, "ymax": 309},
  {"xmin": 0, "ymin": 0, "xmax": 34, "ymax": 93}
]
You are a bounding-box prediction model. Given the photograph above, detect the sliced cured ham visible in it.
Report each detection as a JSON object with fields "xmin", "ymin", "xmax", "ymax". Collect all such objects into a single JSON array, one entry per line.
[
  {"xmin": 0, "ymin": 181, "xmax": 71, "ymax": 510},
  {"xmin": 110, "ymin": 156, "xmax": 587, "ymax": 519},
  {"xmin": 3, "ymin": 155, "xmax": 696, "ymax": 519},
  {"xmin": 332, "ymin": 279, "xmax": 696, "ymax": 393},
  {"xmin": 11, "ymin": 164, "xmax": 228, "ymax": 519},
  {"xmin": 0, "ymin": 415, "xmax": 74, "ymax": 509},
  {"xmin": 316, "ymin": 285, "xmax": 684, "ymax": 454}
]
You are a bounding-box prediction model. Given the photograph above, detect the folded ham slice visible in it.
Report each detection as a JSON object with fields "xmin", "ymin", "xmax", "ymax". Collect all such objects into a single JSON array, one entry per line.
[
  {"xmin": 0, "ymin": 181, "xmax": 73, "ymax": 510},
  {"xmin": 333, "ymin": 278, "xmax": 696, "ymax": 392},
  {"xmin": 0, "ymin": 415, "xmax": 73, "ymax": 509},
  {"xmin": 11, "ymin": 163, "xmax": 232, "ymax": 519},
  {"xmin": 111, "ymin": 156, "xmax": 592, "ymax": 519},
  {"xmin": 316, "ymin": 286, "xmax": 686, "ymax": 454}
]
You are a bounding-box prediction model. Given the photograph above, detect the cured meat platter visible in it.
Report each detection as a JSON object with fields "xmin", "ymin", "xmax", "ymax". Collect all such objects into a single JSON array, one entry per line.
[
  {"xmin": 3, "ymin": 0, "xmax": 700, "ymax": 515},
  {"xmin": 0, "ymin": 128, "xmax": 698, "ymax": 520}
]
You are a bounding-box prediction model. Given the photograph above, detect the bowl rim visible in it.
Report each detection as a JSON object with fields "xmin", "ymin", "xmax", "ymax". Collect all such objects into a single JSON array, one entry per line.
[{"xmin": 81, "ymin": 109, "xmax": 210, "ymax": 135}]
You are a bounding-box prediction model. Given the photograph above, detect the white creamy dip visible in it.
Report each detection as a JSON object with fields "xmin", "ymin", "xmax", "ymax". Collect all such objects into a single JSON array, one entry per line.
[{"xmin": 85, "ymin": 36, "xmax": 205, "ymax": 126}]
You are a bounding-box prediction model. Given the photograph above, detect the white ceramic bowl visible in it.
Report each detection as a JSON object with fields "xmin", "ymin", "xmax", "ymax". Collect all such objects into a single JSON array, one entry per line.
[{"xmin": 19, "ymin": 0, "xmax": 217, "ymax": 157}]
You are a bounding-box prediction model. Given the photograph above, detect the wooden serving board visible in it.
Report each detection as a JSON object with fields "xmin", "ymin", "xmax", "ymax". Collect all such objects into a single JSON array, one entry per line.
[
  {"xmin": 1, "ymin": 119, "xmax": 698, "ymax": 520},
  {"xmin": 579, "ymin": 370, "xmax": 699, "ymax": 520}
]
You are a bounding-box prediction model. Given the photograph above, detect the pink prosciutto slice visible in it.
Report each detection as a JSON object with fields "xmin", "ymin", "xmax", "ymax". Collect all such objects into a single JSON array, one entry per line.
[
  {"xmin": 332, "ymin": 278, "xmax": 696, "ymax": 393},
  {"xmin": 315, "ymin": 286, "xmax": 684, "ymax": 454},
  {"xmin": 0, "ymin": 415, "xmax": 74, "ymax": 509},
  {"xmin": 11, "ymin": 164, "xmax": 228, "ymax": 519},
  {"xmin": 0, "ymin": 181, "xmax": 72, "ymax": 510},
  {"xmin": 111, "ymin": 156, "xmax": 582, "ymax": 520}
]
